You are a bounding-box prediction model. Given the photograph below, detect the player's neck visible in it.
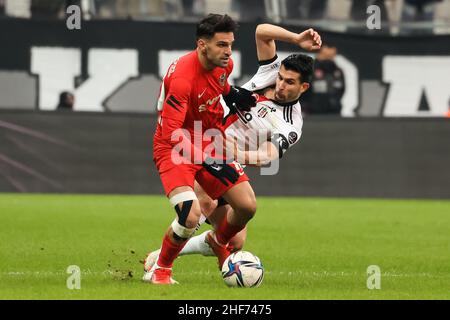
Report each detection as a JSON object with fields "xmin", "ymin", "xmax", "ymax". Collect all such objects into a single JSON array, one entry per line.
[{"xmin": 196, "ymin": 49, "xmax": 215, "ymax": 71}]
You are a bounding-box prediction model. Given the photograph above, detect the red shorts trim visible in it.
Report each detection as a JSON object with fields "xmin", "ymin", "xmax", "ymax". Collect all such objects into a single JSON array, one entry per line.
[{"xmin": 195, "ymin": 161, "xmax": 249, "ymax": 200}]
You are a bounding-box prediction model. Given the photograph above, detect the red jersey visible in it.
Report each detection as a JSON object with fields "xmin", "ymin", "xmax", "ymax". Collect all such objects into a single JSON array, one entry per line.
[{"xmin": 153, "ymin": 50, "xmax": 233, "ymax": 164}]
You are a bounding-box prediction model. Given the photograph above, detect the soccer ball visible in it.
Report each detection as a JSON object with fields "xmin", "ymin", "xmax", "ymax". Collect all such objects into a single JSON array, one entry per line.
[{"xmin": 221, "ymin": 251, "xmax": 264, "ymax": 288}]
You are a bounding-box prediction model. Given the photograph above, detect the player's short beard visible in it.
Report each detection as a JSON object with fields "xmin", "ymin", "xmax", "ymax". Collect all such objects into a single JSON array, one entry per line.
[
  {"xmin": 275, "ymin": 90, "xmax": 300, "ymax": 104},
  {"xmin": 274, "ymin": 90, "xmax": 286, "ymax": 102},
  {"xmin": 204, "ymin": 46, "xmax": 228, "ymax": 68}
]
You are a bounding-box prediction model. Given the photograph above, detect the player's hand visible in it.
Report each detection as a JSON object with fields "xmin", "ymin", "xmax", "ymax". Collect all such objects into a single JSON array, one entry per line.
[
  {"xmin": 223, "ymin": 86, "xmax": 257, "ymax": 114},
  {"xmin": 202, "ymin": 157, "xmax": 239, "ymax": 186},
  {"xmin": 296, "ymin": 28, "xmax": 322, "ymax": 51}
]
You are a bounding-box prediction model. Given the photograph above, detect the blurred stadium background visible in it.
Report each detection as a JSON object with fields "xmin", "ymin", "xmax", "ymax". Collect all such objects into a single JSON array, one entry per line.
[{"xmin": 0, "ymin": 0, "xmax": 449, "ymax": 300}]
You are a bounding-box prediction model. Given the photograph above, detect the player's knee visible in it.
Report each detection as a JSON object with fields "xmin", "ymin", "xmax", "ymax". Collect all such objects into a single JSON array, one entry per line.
[
  {"xmin": 199, "ymin": 197, "xmax": 218, "ymax": 217},
  {"xmin": 184, "ymin": 212, "xmax": 201, "ymax": 229},
  {"xmin": 234, "ymin": 197, "xmax": 257, "ymax": 221},
  {"xmin": 169, "ymin": 191, "xmax": 200, "ymax": 240}
]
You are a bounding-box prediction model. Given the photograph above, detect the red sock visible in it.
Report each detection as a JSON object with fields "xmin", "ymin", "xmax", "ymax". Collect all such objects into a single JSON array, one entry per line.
[
  {"xmin": 157, "ymin": 233, "xmax": 186, "ymax": 269},
  {"xmin": 216, "ymin": 218, "xmax": 245, "ymax": 246}
]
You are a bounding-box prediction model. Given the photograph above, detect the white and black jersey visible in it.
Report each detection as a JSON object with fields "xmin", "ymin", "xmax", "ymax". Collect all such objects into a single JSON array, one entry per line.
[
  {"xmin": 222, "ymin": 56, "xmax": 303, "ymax": 158},
  {"xmin": 243, "ymin": 55, "xmax": 282, "ymax": 92}
]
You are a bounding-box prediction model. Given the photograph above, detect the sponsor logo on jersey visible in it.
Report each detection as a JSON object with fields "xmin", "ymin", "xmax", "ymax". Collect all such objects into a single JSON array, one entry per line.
[
  {"xmin": 198, "ymin": 95, "xmax": 221, "ymax": 112},
  {"xmin": 288, "ymin": 131, "xmax": 298, "ymax": 144}
]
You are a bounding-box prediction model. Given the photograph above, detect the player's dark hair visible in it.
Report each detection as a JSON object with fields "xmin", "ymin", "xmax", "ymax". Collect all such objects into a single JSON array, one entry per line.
[
  {"xmin": 196, "ymin": 14, "xmax": 238, "ymax": 40},
  {"xmin": 281, "ymin": 54, "xmax": 314, "ymax": 84}
]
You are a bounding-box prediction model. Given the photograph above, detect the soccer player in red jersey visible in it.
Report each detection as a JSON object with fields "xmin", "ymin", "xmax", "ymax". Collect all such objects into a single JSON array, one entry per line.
[{"xmin": 147, "ymin": 14, "xmax": 257, "ymax": 284}]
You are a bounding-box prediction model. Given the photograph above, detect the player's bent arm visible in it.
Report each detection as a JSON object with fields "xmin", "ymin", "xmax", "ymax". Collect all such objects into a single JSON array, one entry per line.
[
  {"xmin": 232, "ymin": 140, "xmax": 279, "ymax": 167},
  {"xmin": 230, "ymin": 130, "xmax": 294, "ymax": 166},
  {"xmin": 255, "ymin": 24, "xmax": 322, "ymax": 61},
  {"xmin": 247, "ymin": 141, "xmax": 279, "ymax": 167},
  {"xmin": 256, "ymin": 24, "xmax": 297, "ymax": 61}
]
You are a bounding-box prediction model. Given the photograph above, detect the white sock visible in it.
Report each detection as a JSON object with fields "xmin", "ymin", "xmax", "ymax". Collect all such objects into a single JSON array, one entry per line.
[{"xmin": 179, "ymin": 231, "xmax": 214, "ymax": 256}]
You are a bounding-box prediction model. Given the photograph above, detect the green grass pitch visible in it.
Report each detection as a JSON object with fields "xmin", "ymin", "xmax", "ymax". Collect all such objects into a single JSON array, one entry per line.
[{"xmin": 0, "ymin": 194, "xmax": 449, "ymax": 300}]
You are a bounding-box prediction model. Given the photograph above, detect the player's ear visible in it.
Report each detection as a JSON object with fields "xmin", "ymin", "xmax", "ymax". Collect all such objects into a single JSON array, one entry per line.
[
  {"xmin": 300, "ymin": 82, "xmax": 310, "ymax": 94},
  {"xmin": 197, "ymin": 38, "xmax": 207, "ymax": 52}
]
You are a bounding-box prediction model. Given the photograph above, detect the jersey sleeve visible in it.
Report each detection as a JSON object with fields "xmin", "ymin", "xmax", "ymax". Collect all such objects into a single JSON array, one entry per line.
[
  {"xmin": 270, "ymin": 112, "xmax": 303, "ymax": 158},
  {"xmin": 242, "ymin": 55, "xmax": 281, "ymax": 91},
  {"xmin": 161, "ymin": 77, "xmax": 191, "ymax": 120},
  {"xmin": 160, "ymin": 77, "xmax": 191, "ymax": 143}
]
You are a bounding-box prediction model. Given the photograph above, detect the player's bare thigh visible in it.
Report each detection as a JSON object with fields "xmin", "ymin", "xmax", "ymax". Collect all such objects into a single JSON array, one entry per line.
[
  {"xmin": 194, "ymin": 180, "xmax": 256, "ymax": 222},
  {"xmin": 195, "ymin": 180, "xmax": 256, "ymax": 226}
]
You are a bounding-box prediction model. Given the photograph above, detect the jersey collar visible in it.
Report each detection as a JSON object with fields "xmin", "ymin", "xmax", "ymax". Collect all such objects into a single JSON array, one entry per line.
[{"xmin": 270, "ymin": 98, "xmax": 299, "ymax": 107}]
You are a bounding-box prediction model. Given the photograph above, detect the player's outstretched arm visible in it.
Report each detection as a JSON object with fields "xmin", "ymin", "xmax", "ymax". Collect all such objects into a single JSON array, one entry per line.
[{"xmin": 255, "ymin": 24, "xmax": 322, "ymax": 61}]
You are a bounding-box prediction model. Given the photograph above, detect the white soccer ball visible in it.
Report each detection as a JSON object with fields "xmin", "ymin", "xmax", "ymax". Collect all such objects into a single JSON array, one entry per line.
[{"xmin": 221, "ymin": 251, "xmax": 264, "ymax": 288}]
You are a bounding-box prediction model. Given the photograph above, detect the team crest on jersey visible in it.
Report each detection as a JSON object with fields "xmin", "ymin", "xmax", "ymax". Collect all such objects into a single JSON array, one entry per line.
[
  {"xmin": 219, "ymin": 73, "xmax": 226, "ymax": 87},
  {"xmin": 288, "ymin": 132, "xmax": 298, "ymax": 144},
  {"xmin": 257, "ymin": 107, "xmax": 268, "ymax": 118},
  {"xmin": 257, "ymin": 105, "xmax": 276, "ymax": 118}
]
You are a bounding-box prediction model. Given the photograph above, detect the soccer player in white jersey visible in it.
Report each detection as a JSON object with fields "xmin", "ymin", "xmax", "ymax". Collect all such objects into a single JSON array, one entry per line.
[{"xmin": 144, "ymin": 24, "xmax": 321, "ymax": 269}]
